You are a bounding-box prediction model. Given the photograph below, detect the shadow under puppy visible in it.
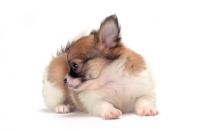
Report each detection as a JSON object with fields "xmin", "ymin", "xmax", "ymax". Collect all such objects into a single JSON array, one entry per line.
[{"xmin": 42, "ymin": 15, "xmax": 159, "ymax": 120}]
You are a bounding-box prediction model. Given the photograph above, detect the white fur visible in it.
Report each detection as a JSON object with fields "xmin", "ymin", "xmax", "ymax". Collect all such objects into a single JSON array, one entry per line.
[
  {"xmin": 42, "ymin": 67, "xmax": 66, "ymax": 112},
  {"xmin": 69, "ymin": 91, "xmax": 81, "ymax": 110},
  {"xmin": 66, "ymin": 75, "xmax": 81, "ymax": 88},
  {"xmin": 78, "ymin": 59, "xmax": 157, "ymax": 118}
]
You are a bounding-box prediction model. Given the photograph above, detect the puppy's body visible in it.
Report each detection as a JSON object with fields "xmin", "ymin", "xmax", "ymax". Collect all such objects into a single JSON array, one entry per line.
[
  {"xmin": 42, "ymin": 15, "xmax": 158, "ymax": 119},
  {"xmin": 78, "ymin": 59, "xmax": 156, "ymax": 117}
]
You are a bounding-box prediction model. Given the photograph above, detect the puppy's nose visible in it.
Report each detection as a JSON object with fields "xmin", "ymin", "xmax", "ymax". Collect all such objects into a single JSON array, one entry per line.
[{"xmin": 64, "ymin": 78, "xmax": 67, "ymax": 84}]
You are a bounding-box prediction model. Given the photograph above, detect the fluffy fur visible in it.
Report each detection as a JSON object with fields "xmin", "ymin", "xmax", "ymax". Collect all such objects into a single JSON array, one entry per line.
[{"xmin": 42, "ymin": 15, "xmax": 159, "ymax": 119}]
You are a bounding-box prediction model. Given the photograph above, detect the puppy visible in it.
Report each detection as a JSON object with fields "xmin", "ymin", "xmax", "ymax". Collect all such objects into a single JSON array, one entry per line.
[{"xmin": 42, "ymin": 15, "xmax": 159, "ymax": 119}]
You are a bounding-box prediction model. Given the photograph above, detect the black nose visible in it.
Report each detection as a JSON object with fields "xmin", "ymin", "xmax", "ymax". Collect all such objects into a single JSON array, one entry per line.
[{"xmin": 64, "ymin": 78, "xmax": 67, "ymax": 84}]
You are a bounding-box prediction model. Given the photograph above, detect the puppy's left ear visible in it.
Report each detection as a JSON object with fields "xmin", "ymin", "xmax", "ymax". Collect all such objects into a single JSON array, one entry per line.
[{"xmin": 97, "ymin": 14, "xmax": 121, "ymax": 48}]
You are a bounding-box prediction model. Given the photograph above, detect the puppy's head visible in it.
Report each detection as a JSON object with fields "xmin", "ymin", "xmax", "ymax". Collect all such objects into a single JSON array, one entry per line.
[{"xmin": 65, "ymin": 14, "xmax": 123, "ymax": 90}]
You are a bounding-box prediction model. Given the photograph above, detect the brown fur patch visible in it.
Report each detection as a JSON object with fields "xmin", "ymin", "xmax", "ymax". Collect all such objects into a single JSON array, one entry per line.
[
  {"xmin": 48, "ymin": 53, "xmax": 69, "ymax": 88},
  {"xmin": 118, "ymin": 43, "xmax": 145, "ymax": 73},
  {"xmin": 96, "ymin": 39, "xmax": 145, "ymax": 73},
  {"xmin": 67, "ymin": 35, "xmax": 101, "ymax": 61}
]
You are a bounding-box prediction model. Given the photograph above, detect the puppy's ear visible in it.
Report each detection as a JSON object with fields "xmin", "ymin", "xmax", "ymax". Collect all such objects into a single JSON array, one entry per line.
[{"xmin": 97, "ymin": 14, "xmax": 121, "ymax": 48}]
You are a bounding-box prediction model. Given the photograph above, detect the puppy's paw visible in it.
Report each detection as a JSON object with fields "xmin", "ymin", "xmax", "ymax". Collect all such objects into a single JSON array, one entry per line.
[
  {"xmin": 138, "ymin": 106, "xmax": 159, "ymax": 116},
  {"xmin": 103, "ymin": 108, "xmax": 122, "ymax": 120},
  {"xmin": 55, "ymin": 104, "xmax": 70, "ymax": 114}
]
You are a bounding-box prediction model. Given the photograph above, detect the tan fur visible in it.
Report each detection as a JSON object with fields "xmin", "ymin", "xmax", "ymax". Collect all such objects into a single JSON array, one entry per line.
[
  {"xmin": 67, "ymin": 35, "xmax": 96, "ymax": 61},
  {"xmin": 118, "ymin": 45, "xmax": 145, "ymax": 73},
  {"xmin": 48, "ymin": 53, "xmax": 69, "ymax": 88}
]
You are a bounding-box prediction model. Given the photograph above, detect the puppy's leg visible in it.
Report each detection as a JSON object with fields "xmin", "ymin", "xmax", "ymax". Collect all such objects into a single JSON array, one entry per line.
[
  {"xmin": 79, "ymin": 91, "xmax": 122, "ymax": 120},
  {"xmin": 134, "ymin": 95, "xmax": 159, "ymax": 116}
]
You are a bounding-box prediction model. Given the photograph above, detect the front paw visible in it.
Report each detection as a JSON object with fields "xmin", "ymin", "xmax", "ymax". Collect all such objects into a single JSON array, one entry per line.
[
  {"xmin": 137, "ymin": 106, "xmax": 159, "ymax": 116},
  {"xmin": 55, "ymin": 104, "xmax": 70, "ymax": 114},
  {"xmin": 102, "ymin": 108, "xmax": 122, "ymax": 120}
]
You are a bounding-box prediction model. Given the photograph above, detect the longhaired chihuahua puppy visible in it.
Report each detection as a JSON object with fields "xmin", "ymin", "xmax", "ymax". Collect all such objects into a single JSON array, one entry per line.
[{"xmin": 42, "ymin": 15, "xmax": 159, "ymax": 119}]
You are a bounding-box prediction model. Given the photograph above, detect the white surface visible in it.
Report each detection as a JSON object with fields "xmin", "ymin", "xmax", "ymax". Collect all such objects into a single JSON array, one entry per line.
[{"xmin": 0, "ymin": 0, "xmax": 200, "ymax": 132}]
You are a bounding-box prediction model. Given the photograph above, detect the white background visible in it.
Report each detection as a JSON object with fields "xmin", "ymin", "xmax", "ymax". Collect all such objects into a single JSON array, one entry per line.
[{"xmin": 0, "ymin": 0, "xmax": 200, "ymax": 132}]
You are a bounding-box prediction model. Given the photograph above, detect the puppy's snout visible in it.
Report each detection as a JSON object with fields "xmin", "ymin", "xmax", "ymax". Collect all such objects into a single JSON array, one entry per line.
[{"xmin": 64, "ymin": 77, "xmax": 67, "ymax": 84}]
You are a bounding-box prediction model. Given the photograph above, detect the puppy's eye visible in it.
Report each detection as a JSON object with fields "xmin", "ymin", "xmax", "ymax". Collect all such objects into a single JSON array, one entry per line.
[{"xmin": 71, "ymin": 62, "xmax": 78, "ymax": 71}]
